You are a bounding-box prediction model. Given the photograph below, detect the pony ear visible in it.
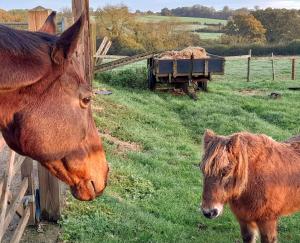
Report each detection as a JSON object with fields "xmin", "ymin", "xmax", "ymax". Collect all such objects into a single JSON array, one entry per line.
[
  {"xmin": 203, "ymin": 129, "xmax": 215, "ymax": 150},
  {"xmin": 229, "ymin": 134, "xmax": 241, "ymax": 153},
  {"xmin": 51, "ymin": 13, "xmax": 84, "ymax": 64},
  {"xmin": 39, "ymin": 11, "xmax": 56, "ymax": 34}
]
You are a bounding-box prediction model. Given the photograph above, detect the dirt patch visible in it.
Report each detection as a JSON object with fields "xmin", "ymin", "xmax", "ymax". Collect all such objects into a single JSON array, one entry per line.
[
  {"xmin": 159, "ymin": 46, "xmax": 208, "ymax": 60},
  {"xmin": 238, "ymin": 89, "xmax": 266, "ymax": 96},
  {"xmin": 21, "ymin": 223, "xmax": 61, "ymax": 243},
  {"xmin": 99, "ymin": 132, "xmax": 142, "ymax": 153}
]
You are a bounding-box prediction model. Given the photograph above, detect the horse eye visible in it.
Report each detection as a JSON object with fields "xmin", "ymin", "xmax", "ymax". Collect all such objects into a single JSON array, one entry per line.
[
  {"xmin": 221, "ymin": 167, "xmax": 230, "ymax": 177},
  {"xmin": 80, "ymin": 96, "xmax": 91, "ymax": 108}
]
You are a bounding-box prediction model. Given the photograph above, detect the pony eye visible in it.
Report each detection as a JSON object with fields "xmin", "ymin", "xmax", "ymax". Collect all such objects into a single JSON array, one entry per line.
[
  {"xmin": 80, "ymin": 96, "xmax": 91, "ymax": 108},
  {"xmin": 221, "ymin": 167, "xmax": 230, "ymax": 177}
]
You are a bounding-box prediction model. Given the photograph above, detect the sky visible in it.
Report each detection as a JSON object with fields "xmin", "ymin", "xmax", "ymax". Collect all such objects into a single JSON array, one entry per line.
[{"xmin": 1, "ymin": 0, "xmax": 300, "ymax": 12}]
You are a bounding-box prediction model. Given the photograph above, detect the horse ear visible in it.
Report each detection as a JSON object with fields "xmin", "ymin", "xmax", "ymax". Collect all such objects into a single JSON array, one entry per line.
[
  {"xmin": 51, "ymin": 14, "xmax": 84, "ymax": 64},
  {"xmin": 39, "ymin": 11, "xmax": 56, "ymax": 34},
  {"xmin": 203, "ymin": 129, "xmax": 215, "ymax": 150},
  {"xmin": 230, "ymin": 134, "xmax": 241, "ymax": 151}
]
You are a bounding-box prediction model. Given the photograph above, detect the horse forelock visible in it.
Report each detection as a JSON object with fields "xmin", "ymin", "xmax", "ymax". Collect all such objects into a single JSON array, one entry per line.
[
  {"xmin": 201, "ymin": 138, "xmax": 228, "ymax": 176},
  {"xmin": 201, "ymin": 133, "xmax": 249, "ymax": 198}
]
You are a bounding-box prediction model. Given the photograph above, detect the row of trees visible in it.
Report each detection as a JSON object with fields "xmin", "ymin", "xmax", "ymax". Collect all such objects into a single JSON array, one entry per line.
[
  {"xmin": 222, "ymin": 8, "xmax": 300, "ymax": 44},
  {"xmin": 0, "ymin": 9, "xmax": 27, "ymax": 22},
  {"xmin": 158, "ymin": 5, "xmax": 251, "ymax": 20}
]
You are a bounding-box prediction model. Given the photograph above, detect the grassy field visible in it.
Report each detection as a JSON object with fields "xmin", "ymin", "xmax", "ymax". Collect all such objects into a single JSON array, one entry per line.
[
  {"xmin": 195, "ymin": 32, "xmax": 223, "ymax": 40},
  {"xmin": 136, "ymin": 15, "xmax": 226, "ymax": 40},
  {"xmin": 136, "ymin": 15, "xmax": 227, "ymax": 25},
  {"xmin": 60, "ymin": 59, "xmax": 300, "ymax": 242}
]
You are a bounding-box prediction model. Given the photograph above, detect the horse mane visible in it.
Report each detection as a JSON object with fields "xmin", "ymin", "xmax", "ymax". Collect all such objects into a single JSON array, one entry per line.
[
  {"xmin": 201, "ymin": 132, "xmax": 251, "ymax": 198},
  {"xmin": 0, "ymin": 24, "xmax": 58, "ymax": 56}
]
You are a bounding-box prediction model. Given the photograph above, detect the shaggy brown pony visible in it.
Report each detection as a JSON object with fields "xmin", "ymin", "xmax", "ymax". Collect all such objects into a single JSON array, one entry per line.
[
  {"xmin": 0, "ymin": 12, "xmax": 109, "ymax": 201},
  {"xmin": 200, "ymin": 130, "xmax": 300, "ymax": 243}
]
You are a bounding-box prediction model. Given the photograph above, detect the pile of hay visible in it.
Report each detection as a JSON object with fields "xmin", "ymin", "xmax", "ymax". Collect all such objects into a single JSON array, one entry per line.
[{"xmin": 159, "ymin": 46, "xmax": 208, "ymax": 60}]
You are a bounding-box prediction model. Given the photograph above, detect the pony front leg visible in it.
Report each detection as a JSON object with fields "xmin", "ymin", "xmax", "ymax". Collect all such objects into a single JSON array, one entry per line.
[
  {"xmin": 239, "ymin": 220, "xmax": 258, "ymax": 243},
  {"xmin": 257, "ymin": 220, "xmax": 278, "ymax": 243}
]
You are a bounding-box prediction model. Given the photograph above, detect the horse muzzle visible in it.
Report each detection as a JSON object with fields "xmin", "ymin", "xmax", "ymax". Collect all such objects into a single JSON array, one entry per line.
[{"xmin": 201, "ymin": 204, "xmax": 223, "ymax": 219}]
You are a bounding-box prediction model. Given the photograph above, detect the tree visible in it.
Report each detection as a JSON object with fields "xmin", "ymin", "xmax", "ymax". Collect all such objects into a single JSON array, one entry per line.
[
  {"xmin": 252, "ymin": 8, "xmax": 300, "ymax": 43},
  {"xmin": 223, "ymin": 13, "xmax": 266, "ymax": 43},
  {"xmin": 161, "ymin": 8, "xmax": 172, "ymax": 16}
]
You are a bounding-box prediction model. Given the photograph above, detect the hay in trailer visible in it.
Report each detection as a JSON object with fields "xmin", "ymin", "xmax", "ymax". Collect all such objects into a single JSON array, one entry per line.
[{"xmin": 159, "ymin": 46, "xmax": 208, "ymax": 60}]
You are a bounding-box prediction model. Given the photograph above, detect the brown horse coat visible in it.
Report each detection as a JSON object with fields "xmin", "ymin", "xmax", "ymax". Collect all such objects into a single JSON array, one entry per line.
[
  {"xmin": 0, "ymin": 12, "xmax": 109, "ymax": 201},
  {"xmin": 200, "ymin": 130, "xmax": 300, "ymax": 243}
]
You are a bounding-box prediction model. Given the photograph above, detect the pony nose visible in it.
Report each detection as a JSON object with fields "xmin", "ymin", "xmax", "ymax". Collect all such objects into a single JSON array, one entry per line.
[{"xmin": 202, "ymin": 208, "xmax": 219, "ymax": 219}]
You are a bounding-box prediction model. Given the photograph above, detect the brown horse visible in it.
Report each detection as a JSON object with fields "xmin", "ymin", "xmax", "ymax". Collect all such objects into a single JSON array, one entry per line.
[
  {"xmin": 0, "ymin": 12, "xmax": 109, "ymax": 201},
  {"xmin": 200, "ymin": 130, "xmax": 300, "ymax": 243}
]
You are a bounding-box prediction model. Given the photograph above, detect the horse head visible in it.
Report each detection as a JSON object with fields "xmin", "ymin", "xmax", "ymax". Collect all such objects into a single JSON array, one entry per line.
[{"xmin": 0, "ymin": 12, "xmax": 109, "ymax": 201}]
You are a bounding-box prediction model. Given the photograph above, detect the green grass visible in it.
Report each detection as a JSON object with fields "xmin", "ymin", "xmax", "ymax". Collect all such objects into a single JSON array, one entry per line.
[
  {"xmin": 195, "ymin": 32, "xmax": 223, "ymax": 39},
  {"xmin": 60, "ymin": 59, "xmax": 300, "ymax": 242}
]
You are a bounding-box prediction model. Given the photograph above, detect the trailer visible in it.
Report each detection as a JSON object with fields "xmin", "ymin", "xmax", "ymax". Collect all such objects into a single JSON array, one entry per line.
[{"xmin": 147, "ymin": 54, "xmax": 225, "ymax": 94}]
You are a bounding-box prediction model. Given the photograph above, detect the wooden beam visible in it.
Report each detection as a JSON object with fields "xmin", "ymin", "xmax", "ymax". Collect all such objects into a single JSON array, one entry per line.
[
  {"xmin": 21, "ymin": 157, "xmax": 36, "ymax": 225},
  {"xmin": 0, "ymin": 150, "xmax": 16, "ymax": 241},
  {"xmin": 0, "ymin": 136, "xmax": 5, "ymax": 152},
  {"xmin": 28, "ymin": 7, "xmax": 52, "ymax": 31},
  {"xmin": 10, "ymin": 206, "xmax": 30, "ymax": 243},
  {"xmin": 72, "ymin": 0, "xmax": 93, "ymax": 84},
  {"xmin": 2, "ymin": 178, "xmax": 28, "ymax": 234},
  {"xmin": 38, "ymin": 165, "xmax": 61, "ymax": 221}
]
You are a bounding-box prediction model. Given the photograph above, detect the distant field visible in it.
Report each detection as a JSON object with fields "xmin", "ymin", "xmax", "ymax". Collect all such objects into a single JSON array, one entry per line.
[
  {"xmin": 195, "ymin": 32, "xmax": 223, "ymax": 40},
  {"xmin": 137, "ymin": 15, "xmax": 227, "ymax": 25},
  {"xmin": 136, "ymin": 15, "xmax": 226, "ymax": 40}
]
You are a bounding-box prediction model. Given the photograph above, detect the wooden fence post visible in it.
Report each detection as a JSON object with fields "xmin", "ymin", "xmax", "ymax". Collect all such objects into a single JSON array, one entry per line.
[
  {"xmin": 292, "ymin": 58, "xmax": 296, "ymax": 80},
  {"xmin": 28, "ymin": 7, "xmax": 62, "ymax": 222},
  {"xmin": 21, "ymin": 158, "xmax": 36, "ymax": 225},
  {"xmin": 247, "ymin": 49, "xmax": 252, "ymax": 82},
  {"xmin": 271, "ymin": 53, "xmax": 275, "ymax": 81},
  {"xmin": 72, "ymin": 0, "xmax": 93, "ymax": 84},
  {"xmin": 28, "ymin": 6, "xmax": 52, "ymax": 31}
]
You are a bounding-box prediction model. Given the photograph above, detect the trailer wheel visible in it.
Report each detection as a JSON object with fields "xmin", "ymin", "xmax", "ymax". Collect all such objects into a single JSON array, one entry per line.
[
  {"xmin": 148, "ymin": 70, "xmax": 156, "ymax": 91},
  {"xmin": 198, "ymin": 79, "xmax": 208, "ymax": 92}
]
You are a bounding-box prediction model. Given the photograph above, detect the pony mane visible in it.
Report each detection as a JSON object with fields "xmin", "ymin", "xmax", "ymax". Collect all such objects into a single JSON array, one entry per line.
[
  {"xmin": 0, "ymin": 24, "xmax": 57, "ymax": 56},
  {"xmin": 201, "ymin": 132, "xmax": 250, "ymax": 198}
]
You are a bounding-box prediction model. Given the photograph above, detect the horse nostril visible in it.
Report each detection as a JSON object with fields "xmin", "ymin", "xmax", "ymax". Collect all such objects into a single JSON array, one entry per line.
[
  {"xmin": 90, "ymin": 180, "xmax": 96, "ymax": 192},
  {"xmin": 202, "ymin": 208, "xmax": 219, "ymax": 219},
  {"xmin": 211, "ymin": 209, "xmax": 218, "ymax": 217}
]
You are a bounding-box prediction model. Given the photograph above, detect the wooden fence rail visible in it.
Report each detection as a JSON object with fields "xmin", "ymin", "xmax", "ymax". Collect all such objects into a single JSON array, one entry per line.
[{"xmin": 0, "ymin": 137, "xmax": 35, "ymax": 243}]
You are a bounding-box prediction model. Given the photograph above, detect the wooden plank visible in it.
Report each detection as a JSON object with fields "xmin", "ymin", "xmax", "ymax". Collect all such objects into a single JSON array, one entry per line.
[
  {"xmin": 0, "ymin": 136, "xmax": 5, "ymax": 152},
  {"xmin": 95, "ymin": 37, "xmax": 108, "ymax": 58},
  {"xmin": 94, "ymin": 55, "xmax": 128, "ymax": 59},
  {"xmin": 13, "ymin": 156, "xmax": 26, "ymax": 177},
  {"xmin": 21, "ymin": 157, "xmax": 36, "ymax": 225},
  {"xmin": 72, "ymin": 0, "xmax": 93, "ymax": 84},
  {"xmin": 2, "ymin": 178, "xmax": 28, "ymax": 233},
  {"xmin": 10, "ymin": 206, "xmax": 30, "ymax": 243},
  {"xmin": 224, "ymin": 55, "xmax": 251, "ymax": 60},
  {"xmin": 0, "ymin": 150, "xmax": 15, "ymax": 240},
  {"xmin": 204, "ymin": 60, "xmax": 209, "ymax": 76},
  {"xmin": 38, "ymin": 165, "xmax": 61, "ymax": 221},
  {"xmin": 0, "ymin": 180, "xmax": 3, "ymax": 201},
  {"xmin": 28, "ymin": 8, "xmax": 52, "ymax": 31}
]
